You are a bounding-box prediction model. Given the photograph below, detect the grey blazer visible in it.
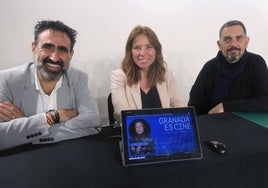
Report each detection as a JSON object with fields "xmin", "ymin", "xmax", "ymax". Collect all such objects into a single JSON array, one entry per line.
[{"xmin": 0, "ymin": 63, "xmax": 101, "ymax": 150}]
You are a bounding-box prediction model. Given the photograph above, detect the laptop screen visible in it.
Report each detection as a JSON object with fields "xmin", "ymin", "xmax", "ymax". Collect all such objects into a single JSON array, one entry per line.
[{"xmin": 120, "ymin": 107, "xmax": 203, "ymax": 166}]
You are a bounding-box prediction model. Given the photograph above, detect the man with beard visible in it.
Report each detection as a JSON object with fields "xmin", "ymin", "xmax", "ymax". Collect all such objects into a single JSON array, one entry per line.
[
  {"xmin": 0, "ymin": 20, "xmax": 101, "ymax": 150},
  {"xmin": 188, "ymin": 20, "xmax": 268, "ymax": 115}
]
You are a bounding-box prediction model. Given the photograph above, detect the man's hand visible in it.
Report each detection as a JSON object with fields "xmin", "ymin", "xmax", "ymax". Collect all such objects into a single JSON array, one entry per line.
[
  {"xmin": 57, "ymin": 109, "xmax": 78, "ymax": 122},
  {"xmin": 208, "ymin": 103, "xmax": 224, "ymax": 114},
  {"xmin": 0, "ymin": 101, "xmax": 25, "ymax": 121}
]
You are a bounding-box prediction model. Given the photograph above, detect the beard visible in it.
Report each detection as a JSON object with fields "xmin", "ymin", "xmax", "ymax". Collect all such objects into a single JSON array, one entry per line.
[
  {"xmin": 34, "ymin": 56, "xmax": 68, "ymax": 81},
  {"xmin": 226, "ymin": 53, "xmax": 241, "ymax": 63},
  {"xmin": 226, "ymin": 46, "xmax": 242, "ymax": 63}
]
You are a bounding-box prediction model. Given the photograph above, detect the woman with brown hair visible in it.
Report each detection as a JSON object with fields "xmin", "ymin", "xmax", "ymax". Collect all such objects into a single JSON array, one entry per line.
[{"xmin": 111, "ymin": 25, "xmax": 185, "ymax": 122}]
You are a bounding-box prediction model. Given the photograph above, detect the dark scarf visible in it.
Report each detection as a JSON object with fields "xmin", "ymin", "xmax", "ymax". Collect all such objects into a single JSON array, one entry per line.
[{"xmin": 211, "ymin": 50, "xmax": 248, "ymax": 105}]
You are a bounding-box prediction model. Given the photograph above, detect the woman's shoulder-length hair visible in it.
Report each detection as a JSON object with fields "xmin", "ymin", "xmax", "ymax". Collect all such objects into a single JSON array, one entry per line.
[{"xmin": 121, "ymin": 25, "xmax": 166, "ymax": 86}]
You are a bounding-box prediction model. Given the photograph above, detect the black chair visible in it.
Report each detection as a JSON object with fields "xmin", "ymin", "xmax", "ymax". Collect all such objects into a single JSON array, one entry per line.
[
  {"xmin": 107, "ymin": 93, "xmax": 116, "ymax": 125},
  {"xmin": 101, "ymin": 93, "xmax": 121, "ymax": 137}
]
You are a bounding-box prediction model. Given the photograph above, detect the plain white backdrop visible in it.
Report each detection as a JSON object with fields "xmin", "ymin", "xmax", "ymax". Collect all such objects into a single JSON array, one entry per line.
[{"xmin": 0, "ymin": 0, "xmax": 267, "ymax": 124}]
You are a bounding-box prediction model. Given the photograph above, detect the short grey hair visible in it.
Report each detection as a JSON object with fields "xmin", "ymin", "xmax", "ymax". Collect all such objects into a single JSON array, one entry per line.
[{"xmin": 219, "ymin": 20, "xmax": 247, "ymax": 39}]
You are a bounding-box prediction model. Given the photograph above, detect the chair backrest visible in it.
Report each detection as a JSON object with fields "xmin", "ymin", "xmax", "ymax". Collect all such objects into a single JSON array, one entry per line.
[{"xmin": 107, "ymin": 93, "xmax": 116, "ymax": 125}]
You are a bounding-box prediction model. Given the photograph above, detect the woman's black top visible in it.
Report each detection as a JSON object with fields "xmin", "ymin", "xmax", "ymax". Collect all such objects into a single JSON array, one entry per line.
[{"xmin": 140, "ymin": 86, "xmax": 162, "ymax": 109}]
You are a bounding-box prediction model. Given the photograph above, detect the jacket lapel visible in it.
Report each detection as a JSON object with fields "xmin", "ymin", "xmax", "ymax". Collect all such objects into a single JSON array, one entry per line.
[
  {"xmin": 156, "ymin": 82, "xmax": 169, "ymax": 108},
  {"xmin": 57, "ymin": 75, "xmax": 74, "ymax": 109},
  {"xmin": 129, "ymin": 83, "xmax": 142, "ymax": 109},
  {"xmin": 21, "ymin": 65, "xmax": 38, "ymax": 116}
]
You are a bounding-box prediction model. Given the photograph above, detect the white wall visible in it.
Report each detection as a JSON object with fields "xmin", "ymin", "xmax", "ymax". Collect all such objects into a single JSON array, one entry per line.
[{"xmin": 0, "ymin": 0, "xmax": 267, "ymax": 124}]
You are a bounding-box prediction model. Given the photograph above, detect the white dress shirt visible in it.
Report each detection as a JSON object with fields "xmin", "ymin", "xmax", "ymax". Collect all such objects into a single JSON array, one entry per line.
[{"xmin": 34, "ymin": 69, "xmax": 62, "ymax": 113}]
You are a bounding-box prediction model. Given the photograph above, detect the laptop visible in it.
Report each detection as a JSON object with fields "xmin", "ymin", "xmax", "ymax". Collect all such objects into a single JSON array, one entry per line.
[{"xmin": 119, "ymin": 107, "xmax": 203, "ymax": 167}]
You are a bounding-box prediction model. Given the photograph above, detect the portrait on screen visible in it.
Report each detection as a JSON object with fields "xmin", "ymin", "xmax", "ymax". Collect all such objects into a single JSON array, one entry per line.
[{"xmin": 128, "ymin": 119, "xmax": 155, "ymax": 156}]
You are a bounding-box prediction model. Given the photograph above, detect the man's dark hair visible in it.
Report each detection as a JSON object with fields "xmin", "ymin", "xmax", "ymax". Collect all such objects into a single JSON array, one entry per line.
[
  {"xmin": 219, "ymin": 20, "xmax": 247, "ymax": 39},
  {"xmin": 34, "ymin": 20, "xmax": 77, "ymax": 51}
]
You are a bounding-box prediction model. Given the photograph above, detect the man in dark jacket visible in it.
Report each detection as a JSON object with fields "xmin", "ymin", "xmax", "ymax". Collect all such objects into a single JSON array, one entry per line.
[{"xmin": 188, "ymin": 20, "xmax": 268, "ymax": 115}]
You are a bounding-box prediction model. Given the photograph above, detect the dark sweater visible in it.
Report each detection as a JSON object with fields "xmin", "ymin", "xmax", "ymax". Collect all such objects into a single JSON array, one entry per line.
[{"xmin": 188, "ymin": 51, "xmax": 268, "ymax": 115}]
